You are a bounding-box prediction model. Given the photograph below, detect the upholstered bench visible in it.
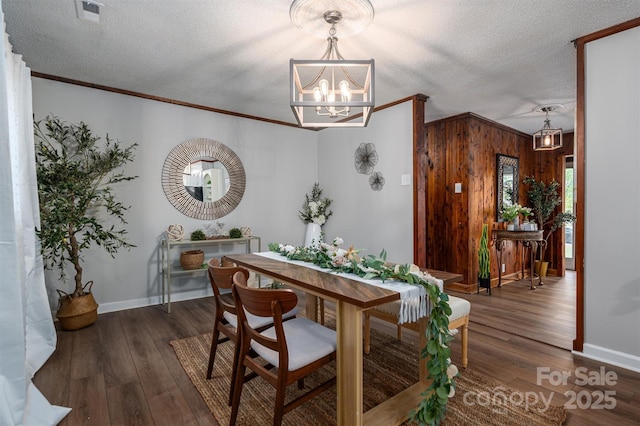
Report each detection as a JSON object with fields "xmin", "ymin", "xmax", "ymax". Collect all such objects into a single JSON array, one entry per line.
[{"xmin": 363, "ymin": 295, "xmax": 470, "ymax": 368}]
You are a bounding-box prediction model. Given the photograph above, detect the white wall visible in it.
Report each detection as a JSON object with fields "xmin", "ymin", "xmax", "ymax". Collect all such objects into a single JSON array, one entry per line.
[
  {"xmin": 584, "ymin": 27, "xmax": 640, "ymax": 371},
  {"xmin": 32, "ymin": 79, "xmax": 417, "ymax": 314},
  {"xmin": 32, "ymin": 78, "xmax": 318, "ymax": 312},
  {"xmin": 318, "ymin": 101, "xmax": 414, "ymax": 264}
]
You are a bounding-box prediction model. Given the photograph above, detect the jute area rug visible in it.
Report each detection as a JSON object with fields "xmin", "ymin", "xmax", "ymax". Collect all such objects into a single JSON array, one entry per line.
[{"xmin": 171, "ymin": 314, "xmax": 566, "ymax": 426}]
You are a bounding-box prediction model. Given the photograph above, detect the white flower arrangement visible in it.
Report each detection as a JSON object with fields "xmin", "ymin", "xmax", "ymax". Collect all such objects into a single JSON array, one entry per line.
[
  {"xmin": 501, "ymin": 203, "xmax": 522, "ymax": 222},
  {"xmin": 501, "ymin": 204, "xmax": 534, "ymax": 223},
  {"xmin": 299, "ymin": 183, "xmax": 333, "ymax": 226},
  {"xmin": 519, "ymin": 206, "xmax": 533, "ymax": 219}
]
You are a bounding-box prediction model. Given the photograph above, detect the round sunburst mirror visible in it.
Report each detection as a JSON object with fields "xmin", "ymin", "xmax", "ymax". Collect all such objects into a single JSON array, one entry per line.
[{"xmin": 162, "ymin": 138, "xmax": 245, "ymax": 220}]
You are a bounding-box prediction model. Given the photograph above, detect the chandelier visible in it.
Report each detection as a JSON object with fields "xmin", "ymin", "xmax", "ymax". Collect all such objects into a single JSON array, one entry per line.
[
  {"xmin": 289, "ymin": 0, "xmax": 375, "ymax": 128},
  {"xmin": 532, "ymin": 104, "xmax": 563, "ymax": 151}
]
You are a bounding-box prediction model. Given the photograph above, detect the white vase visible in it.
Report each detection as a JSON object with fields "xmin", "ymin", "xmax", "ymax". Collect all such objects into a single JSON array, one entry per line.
[
  {"xmin": 513, "ymin": 216, "xmax": 520, "ymax": 230},
  {"xmin": 304, "ymin": 223, "xmax": 322, "ymax": 247}
]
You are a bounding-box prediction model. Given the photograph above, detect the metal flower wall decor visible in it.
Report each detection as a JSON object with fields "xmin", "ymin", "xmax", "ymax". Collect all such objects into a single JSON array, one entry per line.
[
  {"xmin": 354, "ymin": 142, "xmax": 384, "ymax": 191},
  {"xmin": 369, "ymin": 171, "xmax": 385, "ymax": 191},
  {"xmin": 354, "ymin": 142, "xmax": 378, "ymax": 175}
]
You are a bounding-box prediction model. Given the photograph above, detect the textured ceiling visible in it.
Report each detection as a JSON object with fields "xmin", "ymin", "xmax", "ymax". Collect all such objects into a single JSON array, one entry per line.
[{"xmin": 3, "ymin": 1, "xmax": 640, "ymax": 134}]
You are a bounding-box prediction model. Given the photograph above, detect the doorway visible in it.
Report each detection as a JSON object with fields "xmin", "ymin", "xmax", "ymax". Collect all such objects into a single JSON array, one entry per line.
[{"xmin": 564, "ymin": 156, "xmax": 575, "ymax": 270}]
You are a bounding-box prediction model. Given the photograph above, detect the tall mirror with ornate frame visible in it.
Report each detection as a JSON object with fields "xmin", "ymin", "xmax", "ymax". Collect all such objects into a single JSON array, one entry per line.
[
  {"xmin": 496, "ymin": 154, "xmax": 519, "ymax": 220},
  {"xmin": 162, "ymin": 138, "xmax": 245, "ymax": 220}
]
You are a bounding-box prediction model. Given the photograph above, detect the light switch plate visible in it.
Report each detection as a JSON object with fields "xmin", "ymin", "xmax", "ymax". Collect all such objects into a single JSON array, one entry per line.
[
  {"xmin": 401, "ymin": 174, "xmax": 411, "ymax": 186},
  {"xmin": 454, "ymin": 182, "xmax": 462, "ymax": 193}
]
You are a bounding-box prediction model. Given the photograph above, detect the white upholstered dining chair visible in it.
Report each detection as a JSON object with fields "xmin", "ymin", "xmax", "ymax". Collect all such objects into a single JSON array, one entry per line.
[
  {"xmin": 363, "ymin": 295, "xmax": 470, "ymax": 368},
  {"xmin": 230, "ymin": 272, "xmax": 337, "ymax": 426},
  {"xmin": 205, "ymin": 259, "xmax": 297, "ymax": 405}
]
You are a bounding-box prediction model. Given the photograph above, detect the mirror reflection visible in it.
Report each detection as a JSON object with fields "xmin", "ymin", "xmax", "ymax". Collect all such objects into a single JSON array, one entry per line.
[
  {"xmin": 161, "ymin": 137, "xmax": 245, "ymax": 220},
  {"xmin": 502, "ymin": 165, "xmax": 515, "ymax": 206},
  {"xmin": 496, "ymin": 154, "xmax": 519, "ymax": 220},
  {"xmin": 182, "ymin": 158, "xmax": 230, "ymax": 202}
]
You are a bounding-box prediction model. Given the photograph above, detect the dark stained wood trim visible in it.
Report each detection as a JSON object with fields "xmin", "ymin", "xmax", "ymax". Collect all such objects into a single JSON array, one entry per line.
[
  {"xmin": 570, "ymin": 18, "xmax": 640, "ymax": 353},
  {"xmin": 573, "ymin": 16, "xmax": 640, "ymax": 45},
  {"xmin": 413, "ymin": 94, "xmax": 429, "ymax": 267},
  {"xmin": 574, "ymin": 38, "xmax": 585, "ymax": 352},
  {"xmin": 573, "ymin": 37, "xmax": 585, "ymax": 352},
  {"xmin": 31, "ymin": 72, "xmax": 303, "ymax": 129},
  {"xmin": 330, "ymin": 94, "xmax": 419, "ymax": 127},
  {"xmin": 378, "ymin": 94, "xmax": 425, "ymax": 113},
  {"xmin": 31, "ymin": 71, "xmax": 416, "ymax": 132},
  {"xmin": 426, "ymin": 112, "xmax": 531, "ymax": 139}
]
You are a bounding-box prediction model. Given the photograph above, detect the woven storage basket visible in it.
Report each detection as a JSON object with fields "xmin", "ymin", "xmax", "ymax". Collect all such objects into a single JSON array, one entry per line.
[
  {"xmin": 180, "ymin": 249, "xmax": 205, "ymax": 270},
  {"xmin": 56, "ymin": 281, "xmax": 99, "ymax": 330}
]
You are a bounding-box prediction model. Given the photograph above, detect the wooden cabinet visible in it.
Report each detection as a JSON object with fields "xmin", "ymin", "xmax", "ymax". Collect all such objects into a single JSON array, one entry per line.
[{"xmin": 160, "ymin": 236, "xmax": 261, "ymax": 312}]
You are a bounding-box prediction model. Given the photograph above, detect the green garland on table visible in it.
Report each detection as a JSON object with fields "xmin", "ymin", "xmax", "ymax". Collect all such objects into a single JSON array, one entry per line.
[{"xmin": 268, "ymin": 237, "xmax": 458, "ymax": 426}]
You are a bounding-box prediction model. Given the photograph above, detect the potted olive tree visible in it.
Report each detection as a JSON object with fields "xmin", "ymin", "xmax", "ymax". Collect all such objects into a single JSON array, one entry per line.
[
  {"xmin": 35, "ymin": 116, "xmax": 138, "ymax": 330},
  {"xmin": 523, "ymin": 176, "xmax": 576, "ymax": 277}
]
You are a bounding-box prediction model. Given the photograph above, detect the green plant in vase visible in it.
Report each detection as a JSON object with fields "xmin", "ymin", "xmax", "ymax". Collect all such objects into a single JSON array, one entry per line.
[{"xmin": 478, "ymin": 224, "xmax": 491, "ymax": 294}]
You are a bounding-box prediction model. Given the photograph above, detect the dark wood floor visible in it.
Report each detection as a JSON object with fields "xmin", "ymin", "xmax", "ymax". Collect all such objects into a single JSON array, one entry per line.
[
  {"xmin": 454, "ymin": 271, "xmax": 576, "ymax": 350},
  {"xmin": 34, "ymin": 283, "xmax": 640, "ymax": 426}
]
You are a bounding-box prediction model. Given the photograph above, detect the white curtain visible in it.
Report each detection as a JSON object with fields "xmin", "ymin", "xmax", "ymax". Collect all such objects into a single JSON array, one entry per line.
[{"xmin": 0, "ymin": 10, "xmax": 70, "ymax": 426}]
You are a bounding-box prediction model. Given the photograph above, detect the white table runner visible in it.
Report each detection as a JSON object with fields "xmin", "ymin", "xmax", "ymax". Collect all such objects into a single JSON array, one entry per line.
[{"xmin": 254, "ymin": 251, "xmax": 443, "ymax": 324}]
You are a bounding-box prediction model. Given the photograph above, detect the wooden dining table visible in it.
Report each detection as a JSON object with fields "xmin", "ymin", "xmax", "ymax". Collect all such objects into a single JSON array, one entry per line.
[{"xmin": 225, "ymin": 252, "xmax": 462, "ymax": 426}]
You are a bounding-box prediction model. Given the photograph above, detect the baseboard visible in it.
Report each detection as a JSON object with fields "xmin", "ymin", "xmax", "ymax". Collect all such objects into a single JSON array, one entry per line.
[
  {"xmin": 50, "ymin": 276, "xmax": 275, "ymax": 320},
  {"xmin": 444, "ymin": 282, "xmax": 476, "ymax": 294},
  {"xmin": 444, "ymin": 271, "xmax": 521, "ymax": 294},
  {"xmin": 573, "ymin": 343, "xmax": 640, "ymax": 373},
  {"xmin": 97, "ymin": 288, "xmax": 213, "ymax": 314}
]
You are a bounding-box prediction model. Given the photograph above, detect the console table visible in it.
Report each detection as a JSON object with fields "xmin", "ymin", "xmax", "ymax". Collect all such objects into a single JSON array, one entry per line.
[
  {"xmin": 160, "ymin": 236, "xmax": 261, "ymax": 312},
  {"xmin": 492, "ymin": 230, "xmax": 545, "ymax": 290}
]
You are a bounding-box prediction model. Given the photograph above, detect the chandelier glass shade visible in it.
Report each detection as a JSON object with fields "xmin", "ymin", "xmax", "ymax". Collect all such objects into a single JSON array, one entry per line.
[
  {"xmin": 290, "ymin": 5, "xmax": 374, "ymax": 128},
  {"xmin": 533, "ymin": 105, "xmax": 563, "ymax": 151}
]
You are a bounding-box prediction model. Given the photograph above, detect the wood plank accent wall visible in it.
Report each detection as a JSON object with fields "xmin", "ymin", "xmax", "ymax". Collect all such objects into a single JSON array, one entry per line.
[{"xmin": 423, "ymin": 113, "xmax": 546, "ymax": 292}]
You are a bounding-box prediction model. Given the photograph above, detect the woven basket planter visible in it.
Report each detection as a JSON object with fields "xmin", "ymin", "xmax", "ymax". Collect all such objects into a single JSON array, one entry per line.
[
  {"xmin": 180, "ymin": 249, "xmax": 205, "ymax": 270},
  {"xmin": 56, "ymin": 281, "xmax": 99, "ymax": 331}
]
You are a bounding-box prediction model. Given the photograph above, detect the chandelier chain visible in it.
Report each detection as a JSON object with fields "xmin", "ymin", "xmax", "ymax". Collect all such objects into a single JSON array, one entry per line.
[{"xmin": 301, "ymin": 31, "xmax": 364, "ymax": 90}]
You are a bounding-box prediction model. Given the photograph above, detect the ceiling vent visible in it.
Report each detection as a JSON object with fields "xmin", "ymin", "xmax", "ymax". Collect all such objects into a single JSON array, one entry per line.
[{"xmin": 75, "ymin": 0, "xmax": 104, "ymax": 24}]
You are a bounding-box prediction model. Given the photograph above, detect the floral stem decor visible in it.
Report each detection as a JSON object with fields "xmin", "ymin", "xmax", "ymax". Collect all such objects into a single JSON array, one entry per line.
[
  {"xmin": 299, "ymin": 182, "xmax": 333, "ymax": 226},
  {"xmin": 268, "ymin": 237, "xmax": 457, "ymax": 425}
]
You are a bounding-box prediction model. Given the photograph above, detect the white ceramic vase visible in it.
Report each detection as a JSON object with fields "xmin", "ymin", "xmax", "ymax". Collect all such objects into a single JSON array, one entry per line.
[{"xmin": 304, "ymin": 223, "xmax": 322, "ymax": 247}]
